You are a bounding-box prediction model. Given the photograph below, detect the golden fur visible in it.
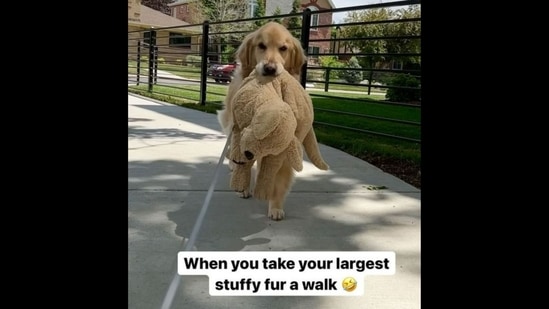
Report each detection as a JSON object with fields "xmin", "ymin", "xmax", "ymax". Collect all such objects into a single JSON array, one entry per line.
[
  {"xmin": 227, "ymin": 70, "xmax": 329, "ymax": 220},
  {"xmin": 216, "ymin": 22, "xmax": 309, "ymax": 220},
  {"xmin": 217, "ymin": 22, "xmax": 306, "ymax": 135}
]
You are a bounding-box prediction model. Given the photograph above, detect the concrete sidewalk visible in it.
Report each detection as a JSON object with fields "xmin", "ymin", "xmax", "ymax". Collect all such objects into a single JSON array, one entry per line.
[{"xmin": 128, "ymin": 93, "xmax": 420, "ymax": 309}]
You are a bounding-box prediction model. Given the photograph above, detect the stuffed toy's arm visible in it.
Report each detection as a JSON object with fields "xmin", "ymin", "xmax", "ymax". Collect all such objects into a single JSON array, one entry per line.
[{"xmin": 228, "ymin": 125, "xmax": 245, "ymax": 164}]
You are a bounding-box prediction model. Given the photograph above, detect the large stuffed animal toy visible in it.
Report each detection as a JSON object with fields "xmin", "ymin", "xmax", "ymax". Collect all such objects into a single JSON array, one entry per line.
[{"xmin": 228, "ymin": 69, "xmax": 329, "ymax": 220}]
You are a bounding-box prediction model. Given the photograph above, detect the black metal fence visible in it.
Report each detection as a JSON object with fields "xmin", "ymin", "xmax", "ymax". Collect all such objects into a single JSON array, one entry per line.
[{"xmin": 128, "ymin": 0, "xmax": 421, "ymax": 144}]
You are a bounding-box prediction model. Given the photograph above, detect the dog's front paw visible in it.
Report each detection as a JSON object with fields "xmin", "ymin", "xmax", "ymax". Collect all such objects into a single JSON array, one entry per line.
[
  {"xmin": 239, "ymin": 190, "xmax": 252, "ymax": 199},
  {"xmin": 253, "ymin": 185, "xmax": 273, "ymax": 201},
  {"xmin": 268, "ymin": 208, "xmax": 285, "ymax": 221}
]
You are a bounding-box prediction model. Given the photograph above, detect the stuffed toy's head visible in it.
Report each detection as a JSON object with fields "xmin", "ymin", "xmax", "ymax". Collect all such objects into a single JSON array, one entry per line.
[{"xmin": 239, "ymin": 101, "xmax": 304, "ymax": 172}]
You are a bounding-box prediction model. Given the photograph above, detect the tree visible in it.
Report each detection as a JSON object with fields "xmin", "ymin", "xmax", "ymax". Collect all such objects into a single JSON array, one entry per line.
[
  {"xmin": 285, "ymin": 0, "xmax": 302, "ymax": 38},
  {"xmin": 340, "ymin": 5, "xmax": 421, "ymax": 67},
  {"xmin": 341, "ymin": 8, "xmax": 393, "ymax": 66},
  {"xmin": 200, "ymin": 0, "xmax": 248, "ymax": 23},
  {"xmin": 254, "ymin": 0, "xmax": 266, "ymax": 27},
  {"xmin": 197, "ymin": 0, "xmax": 249, "ymax": 63},
  {"xmin": 141, "ymin": 0, "xmax": 176, "ymax": 15},
  {"xmin": 270, "ymin": 7, "xmax": 283, "ymax": 24},
  {"xmin": 385, "ymin": 5, "xmax": 421, "ymax": 65}
]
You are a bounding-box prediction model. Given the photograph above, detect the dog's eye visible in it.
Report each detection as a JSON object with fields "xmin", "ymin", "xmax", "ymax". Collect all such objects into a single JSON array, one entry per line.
[
  {"xmin": 279, "ymin": 46, "xmax": 288, "ymax": 51},
  {"xmin": 258, "ymin": 43, "xmax": 266, "ymax": 50}
]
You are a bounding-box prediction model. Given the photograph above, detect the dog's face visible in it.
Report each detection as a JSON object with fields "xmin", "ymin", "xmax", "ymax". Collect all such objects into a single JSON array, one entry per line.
[{"xmin": 237, "ymin": 22, "xmax": 306, "ymax": 77}]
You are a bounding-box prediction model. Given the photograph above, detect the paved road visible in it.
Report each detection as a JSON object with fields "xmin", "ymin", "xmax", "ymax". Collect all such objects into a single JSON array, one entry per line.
[
  {"xmin": 128, "ymin": 93, "xmax": 420, "ymax": 309},
  {"xmin": 128, "ymin": 73, "xmax": 208, "ymax": 86},
  {"xmin": 128, "ymin": 70, "xmax": 386, "ymax": 95}
]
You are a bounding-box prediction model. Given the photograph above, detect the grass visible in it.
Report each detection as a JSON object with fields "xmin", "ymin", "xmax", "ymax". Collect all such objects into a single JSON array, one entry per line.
[
  {"xmin": 308, "ymin": 81, "xmax": 387, "ymax": 94},
  {"xmin": 128, "ymin": 77, "xmax": 421, "ymax": 165},
  {"xmin": 128, "ymin": 61, "xmax": 203, "ymax": 79},
  {"xmin": 310, "ymin": 94, "xmax": 420, "ymax": 163},
  {"xmin": 128, "ymin": 84, "xmax": 227, "ymax": 107}
]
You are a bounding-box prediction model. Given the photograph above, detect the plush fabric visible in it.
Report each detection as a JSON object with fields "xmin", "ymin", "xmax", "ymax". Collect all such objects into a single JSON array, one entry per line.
[{"xmin": 228, "ymin": 69, "xmax": 329, "ymax": 198}]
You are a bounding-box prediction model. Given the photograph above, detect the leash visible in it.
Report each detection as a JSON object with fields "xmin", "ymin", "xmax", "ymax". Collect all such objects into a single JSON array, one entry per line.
[{"xmin": 160, "ymin": 130, "xmax": 232, "ymax": 309}]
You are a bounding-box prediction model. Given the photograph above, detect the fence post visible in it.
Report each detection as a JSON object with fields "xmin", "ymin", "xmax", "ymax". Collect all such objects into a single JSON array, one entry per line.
[
  {"xmin": 154, "ymin": 46, "xmax": 158, "ymax": 85},
  {"xmin": 148, "ymin": 28, "xmax": 157, "ymax": 92},
  {"xmin": 300, "ymin": 8, "xmax": 311, "ymax": 89},
  {"xmin": 367, "ymin": 56, "xmax": 373, "ymax": 95},
  {"xmin": 367, "ymin": 73, "xmax": 373, "ymax": 95},
  {"xmin": 136, "ymin": 40, "xmax": 141, "ymax": 85},
  {"xmin": 199, "ymin": 21, "xmax": 210, "ymax": 106},
  {"xmin": 324, "ymin": 68, "xmax": 330, "ymax": 92}
]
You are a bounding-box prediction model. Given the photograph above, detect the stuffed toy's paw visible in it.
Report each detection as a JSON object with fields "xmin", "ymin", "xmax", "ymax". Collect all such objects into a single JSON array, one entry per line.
[{"xmin": 230, "ymin": 161, "xmax": 253, "ymax": 193}]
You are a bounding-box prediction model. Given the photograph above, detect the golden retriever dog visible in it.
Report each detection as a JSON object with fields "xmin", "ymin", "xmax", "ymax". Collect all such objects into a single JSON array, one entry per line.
[
  {"xmin": 218, "ymin": 22, "xmax": 306, "ymax": 135},
  {"xmin": 217, "ymin": 22, "xmax": 307, "ymax": 220}
]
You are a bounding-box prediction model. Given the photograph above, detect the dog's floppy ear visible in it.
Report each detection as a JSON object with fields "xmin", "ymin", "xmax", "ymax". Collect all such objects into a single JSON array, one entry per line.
[
  {"xmin": 237, "ymin": 31, "xmax": 257, "ymax": 74},
  {"xmin": 288, "ymin": 36, "xmax": 307, "ymax": 76}
]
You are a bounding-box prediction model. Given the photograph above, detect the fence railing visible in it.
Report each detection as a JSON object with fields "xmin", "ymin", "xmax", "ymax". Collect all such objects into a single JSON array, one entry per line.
[{"xmin": 128, "ymin": 0, "xmax": 421, "ymax": 144}]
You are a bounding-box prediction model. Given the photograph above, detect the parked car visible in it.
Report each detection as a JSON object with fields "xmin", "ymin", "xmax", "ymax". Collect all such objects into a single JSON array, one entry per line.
[{"xmin": 207, "ymin": 63, "xmax": 236, "ymax": 83}]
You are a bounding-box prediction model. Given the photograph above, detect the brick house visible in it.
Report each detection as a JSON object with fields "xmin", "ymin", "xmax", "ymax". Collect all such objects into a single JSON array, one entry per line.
[
  {"xmin": 128, "ymin": 3, "xmax": 202, "ymax": 65},
  {"xmin": 168, "ymin": 0, "xmax": 335, "ymax": 59},
  {"xmin": 168, "ymin": 0, "xmax": 203, "ymax": 24}
]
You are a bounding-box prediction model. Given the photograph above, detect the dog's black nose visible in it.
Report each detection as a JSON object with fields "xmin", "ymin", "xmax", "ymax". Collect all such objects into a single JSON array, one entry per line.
[
  {"xmin": 263, "ymin": 65, "xmax": 276, "ymax": 76},
  {"xmin": 244, "ymin": 151, "xmax": 254, "ymax": 160}
]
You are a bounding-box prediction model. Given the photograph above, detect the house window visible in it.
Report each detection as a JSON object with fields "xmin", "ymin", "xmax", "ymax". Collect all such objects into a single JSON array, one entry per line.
[
  {"xmin": 143, "ymin": 31, "xmax": 151, "ymax": 44},
  {"xmin": 392, "ymin": 61, "xmax": 403, "ymax": 70},
  {"xmin": 308, "ymin": 46, "xmax": 320, "ymax": 58},
  {"xmin": 249, "ymin": 0, "xmax": 258, "ymax": 18},
  {"xmin": 169, "ymin": 32, "xmax": 191, "ymax": 48},
  {"xmin": 306, "ymin": 6, "xmax": 319, "ymax": 30}
]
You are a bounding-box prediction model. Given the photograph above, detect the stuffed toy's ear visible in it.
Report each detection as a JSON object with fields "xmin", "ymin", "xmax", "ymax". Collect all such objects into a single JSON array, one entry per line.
[
  {"xmin": 252, "ymin": 105, "xmax": 281, "ymax": 140},
  {"xmin": 286, "ymin": 137, "xmax": 303, "ymax": 172}
]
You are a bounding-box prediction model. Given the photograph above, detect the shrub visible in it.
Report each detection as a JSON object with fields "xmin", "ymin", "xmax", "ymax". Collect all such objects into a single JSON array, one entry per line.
[
  {"xmin": 222, "ymin": 46, "xmax": 236, "ymax": 63},
  {"xmin": 318, "ymin": 56, "xmax": 344, "ymax": 80},
  {"xmin": 385, "ymin": 74, "xmax": 421, "ymax": 102},
  {"xmin": 341, "ymin": 56, "xmax": 363, "ymax": 84},
  {"xmin": 157, "ymin": 57, "xmax": 165, "ymax": 64},
  {"xmin": 186, "ymin": 55, "xmax": 202, "ymax": 67},
  {"xmin": 373, "ymin": 72, "xmax": 397, "ymax": 85}
]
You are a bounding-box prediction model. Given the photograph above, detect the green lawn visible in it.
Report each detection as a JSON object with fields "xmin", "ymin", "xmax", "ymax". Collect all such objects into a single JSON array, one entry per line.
[
  {"xmin": 307, "ymin": 81, "xmax": 387, "ymax": 94},
  {"xmin": 128, "ymin": 79, "xmax": 420, "ymax": 164},
  {"xmin": 128, "ymin": 84, "xmax": 227, "ymax": 102},
  {"xmin": 128, "ymin": 61, "xmax": 203, "ymax": 79}
]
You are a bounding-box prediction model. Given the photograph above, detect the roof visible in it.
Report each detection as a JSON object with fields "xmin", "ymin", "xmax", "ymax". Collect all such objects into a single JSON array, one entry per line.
[
  {"xmin": 128, "ymin": 5, "xmax": 201, "ymax": 33},
  {"xmin": 168, "ymin": 0, "xmax": 196, "ymax": 6},
  {"xmin": 169, "ymin": 0, "xmax": 335, "ymax": 9}
]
